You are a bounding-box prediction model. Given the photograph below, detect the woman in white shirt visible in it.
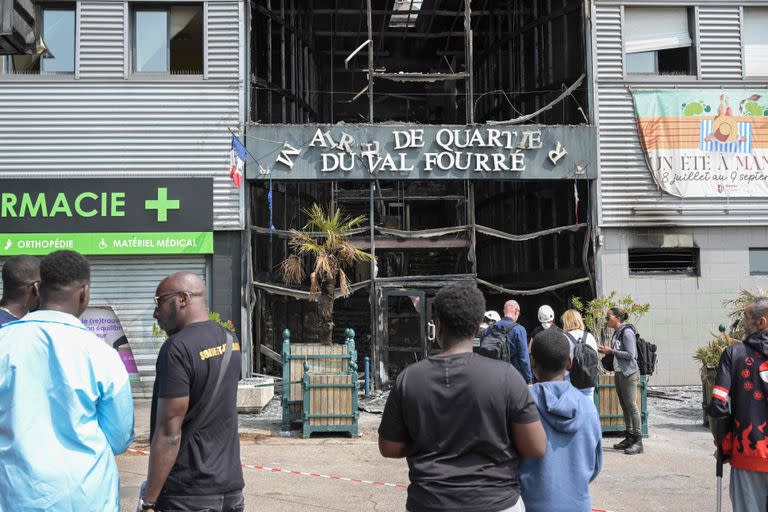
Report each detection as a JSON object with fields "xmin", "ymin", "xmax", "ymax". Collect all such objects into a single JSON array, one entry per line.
[{"xmin": 561, "ymin": 309, "xmax": 598, "ymax": 402}]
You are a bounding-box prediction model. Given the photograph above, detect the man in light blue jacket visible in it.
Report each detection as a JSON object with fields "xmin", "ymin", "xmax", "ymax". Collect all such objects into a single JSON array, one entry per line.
[
  {"xmin": 520, "ymin": 329, "xmax": 602, "ymax": 512},
  {"xmin": 0, "ymin": 250, "xmax": 135, "ymax": 511}
]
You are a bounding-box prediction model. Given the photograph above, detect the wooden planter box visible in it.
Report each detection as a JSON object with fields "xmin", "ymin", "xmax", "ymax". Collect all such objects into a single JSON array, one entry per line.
[
  {"xmin": 700, "ymin": 367, "xmax": 717, "ymax": 428},
  {"xmin": 280, "ymin": 328, "xmax": 359, "ymax": 438},
  {"xmin": 302, "ymin": 365, "xmax": 358, "ymax": 438},
  {"xmin": 594, "ymin": 374, "xmax": 648, "ymax": 437}
]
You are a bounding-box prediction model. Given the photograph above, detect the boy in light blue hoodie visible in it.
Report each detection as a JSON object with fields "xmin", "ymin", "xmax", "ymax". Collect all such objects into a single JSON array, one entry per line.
[{"xmin": 520, "ymin": 329, "xmax": 603, "ymax": 512}]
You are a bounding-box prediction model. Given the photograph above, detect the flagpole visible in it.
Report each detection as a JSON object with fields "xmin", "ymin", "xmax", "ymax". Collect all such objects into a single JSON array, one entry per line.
[
  {"xmin": 228, "ymin": 127, "xmax": 264, "ymax": 168},
  {"xmin": 230, "ymin": 127, "xmax": 276, "ymax": 240}
]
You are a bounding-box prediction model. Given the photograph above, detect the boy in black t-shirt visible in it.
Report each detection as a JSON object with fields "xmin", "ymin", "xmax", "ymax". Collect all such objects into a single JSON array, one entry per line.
[
  {"xmin": 141, "ymin": 272, "xmax": 244, "ymax": 512},
  {"xmin": 378, "ymin": 283, "xmax": 547, "ymax": 512}
]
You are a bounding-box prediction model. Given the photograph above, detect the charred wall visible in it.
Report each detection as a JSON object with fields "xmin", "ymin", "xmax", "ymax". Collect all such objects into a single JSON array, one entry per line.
[{"xmin": 249, "ymin": 0, "xmax": 589, "ymax": 124}]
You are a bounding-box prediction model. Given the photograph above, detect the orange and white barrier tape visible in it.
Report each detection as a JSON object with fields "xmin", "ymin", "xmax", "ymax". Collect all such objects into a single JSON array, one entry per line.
[{"xmin": 126, "ymin": 448, "xmax": 613, "ymax": 510}]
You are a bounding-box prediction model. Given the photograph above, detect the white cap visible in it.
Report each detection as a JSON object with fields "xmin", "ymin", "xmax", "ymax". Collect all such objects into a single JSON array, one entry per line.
[
  {"xmin": 537, "ymin": 305, "xmax": 555, "ymax": 323},
  {"xmin": 484, "ymin": 310, "xmax": 501, "ymax": 322}
]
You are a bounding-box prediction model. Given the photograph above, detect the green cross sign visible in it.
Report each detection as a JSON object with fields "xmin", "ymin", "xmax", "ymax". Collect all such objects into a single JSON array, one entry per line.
[{"xmin": 145, "ymin": 188, "xmax": 180, "ymax": 222}]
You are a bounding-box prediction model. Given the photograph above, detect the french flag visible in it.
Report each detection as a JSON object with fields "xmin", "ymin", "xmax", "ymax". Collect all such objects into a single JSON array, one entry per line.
[{"xmin": 229, "ymin": 134, "xmax": 247, "ymax": 189}]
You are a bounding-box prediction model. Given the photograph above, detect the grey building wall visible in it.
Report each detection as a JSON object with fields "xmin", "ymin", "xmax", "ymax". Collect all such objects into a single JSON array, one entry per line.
[
  {"xmin": 593, "ymin": 1, "xmax": 768, "ymax": 227},
  {"xmin": 597, "ymin": 227, "xmax": 768, "ymax": 385},
  {"xmin": 0, "ymin": 0, "xmax": 244, "ymax": 230},
  {"xmin": 0, "ymin": 0, "xmax": 247, "ymax": 387},
  {"xmin": 593, "ymin": 1, "xmax": 768, "ymax": 384}
]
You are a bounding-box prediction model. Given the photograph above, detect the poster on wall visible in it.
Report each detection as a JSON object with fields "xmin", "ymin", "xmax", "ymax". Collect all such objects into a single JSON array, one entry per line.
[
  {"xmin": 80, "ymin": 306, "xmax": 140, "ymax": 383},
  {"xmin": 632, "ymin": 90, "xmax": 768, "ymax": 198}
]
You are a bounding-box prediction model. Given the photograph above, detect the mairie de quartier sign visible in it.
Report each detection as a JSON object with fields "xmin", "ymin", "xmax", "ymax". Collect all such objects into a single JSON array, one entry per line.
[
  {"xmin": 245, "ymin": 124, "xmax": 596, "ymax": 180},
  {"xmin": 0, "ymin": 178, "xmax": 213, "ymax": 256}
]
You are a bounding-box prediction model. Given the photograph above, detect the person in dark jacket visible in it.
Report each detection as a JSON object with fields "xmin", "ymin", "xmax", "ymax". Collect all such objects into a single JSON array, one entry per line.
[
  {"xmin": 493, "ymin": 300, "xmax": 532, "ymax": 384},
  {"xmin": 709, "ymin": 297, "xmax": 768, "ymax": 512},
  {"xmin": 598, "ymin": 307, "xmax": 642, "ymax": 455},
  {"xmin": 0, "ymin": 255, "xmax": 40, "ymax": 326}
]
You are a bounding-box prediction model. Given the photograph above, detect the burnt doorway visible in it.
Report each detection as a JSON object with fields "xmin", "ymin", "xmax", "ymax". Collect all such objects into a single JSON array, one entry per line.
[{"xmin": 382, "ymin": 289, "xmax": 426, "ymax": 382}]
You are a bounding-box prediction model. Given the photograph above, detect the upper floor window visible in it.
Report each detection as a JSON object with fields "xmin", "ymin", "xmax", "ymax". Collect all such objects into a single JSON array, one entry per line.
[
  {"xmin": 749, "ymin": 248, "xmax": 768, "ymax": 275},
  {"xmin": 6, "ymin": 4, "xmax": 75, "ymax": 75},
  {"xmin": 131, "ymin": 4, "xmax": 203, "ymax": 75},
  {"xmin": 743, "ymin": 8, "xmax": 768, "ymax": 77},
  {"xmin": 624, "ymin": 7, "xmax": 696, "ymax": 76}
]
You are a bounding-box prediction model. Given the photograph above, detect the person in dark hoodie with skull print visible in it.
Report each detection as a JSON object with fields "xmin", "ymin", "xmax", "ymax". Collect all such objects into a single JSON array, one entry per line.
[{"xmin": 710, "ymin": 297, "xmax": 768, "ymax": 512}]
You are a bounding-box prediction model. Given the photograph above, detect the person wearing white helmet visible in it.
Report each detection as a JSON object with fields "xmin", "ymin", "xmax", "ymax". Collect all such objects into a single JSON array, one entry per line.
[
  {"xmin": 538, "ymin": 305, "xmax": 555, "ymax": 329},
  {"xmin": 529, "ymin": 305, "xmax": 560, "ymax": 344},
  {"xmin": 480, "ymin": 310, "xmax": 501, "ymax": 331},
  {"xmin": 484, "ymin": 310, "xmax": 501, "ymax": 326}
]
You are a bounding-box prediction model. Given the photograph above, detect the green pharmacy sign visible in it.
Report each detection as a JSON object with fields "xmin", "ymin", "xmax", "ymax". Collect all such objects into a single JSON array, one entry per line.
[
  {"xmin": 0, "ymin": 178, "xmax": 214, "ymax": 255},
  {"xmin": 0, "ymin": 232, "xmax": 213, "ymax": 256},
  {"xmin": 0, "ymin": 178, "xmax": 213, "ymax": 232}
]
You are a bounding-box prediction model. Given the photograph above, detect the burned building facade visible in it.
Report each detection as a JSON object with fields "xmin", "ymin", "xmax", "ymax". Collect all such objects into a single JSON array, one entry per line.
[{"xmin": 243, "ymin": 1, "xmax": 597, "ymax": 383}]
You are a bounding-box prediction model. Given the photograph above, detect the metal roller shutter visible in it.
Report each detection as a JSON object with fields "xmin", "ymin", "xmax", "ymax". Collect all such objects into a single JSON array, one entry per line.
[
  {"xmin": 0, "ymin": 255, "xmax": 208, "ymax": 398},
  {"xmin": 88, "ymin": 256, "xmax": 207, "ymax": 398},
  {"xmin": 624, "ymin": 7, "xmax": 692, "ymax": 54}
]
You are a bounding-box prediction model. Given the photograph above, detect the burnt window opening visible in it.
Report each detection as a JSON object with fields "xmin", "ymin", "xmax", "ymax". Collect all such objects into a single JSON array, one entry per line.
[
  {"xmin": 628, "ymin": 248, "xmax": 700, "ymax": 276},
  {"xmin": 657, "ymin": 46, "xmax": 694, "ymax": 75},
  {"xmin": 625, "ymin": 46, "xmax": 695, "ymax": 76},
  {"xmin": 624, "ymin": 6, "xmax": 697, "ymax": 77}
]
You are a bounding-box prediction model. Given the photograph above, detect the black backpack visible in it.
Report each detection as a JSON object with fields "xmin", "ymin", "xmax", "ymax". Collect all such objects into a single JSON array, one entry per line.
[
  {"xmin": 564, "ymin": 331, "xmax": 599, "ymax": 389},
  {"xmin": 619, "ymin": 325, "xmax": 658, "ymax": 376},
  {"xmin": 477, "ymin": 323, "xmax": 513, "ymax": 363}
]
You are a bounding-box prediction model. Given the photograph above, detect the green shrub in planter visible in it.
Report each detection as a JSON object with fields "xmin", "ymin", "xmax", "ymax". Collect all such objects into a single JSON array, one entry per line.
[{"xmin": 695, "ymin": 332, "xmax": 737, "ymax": 428}]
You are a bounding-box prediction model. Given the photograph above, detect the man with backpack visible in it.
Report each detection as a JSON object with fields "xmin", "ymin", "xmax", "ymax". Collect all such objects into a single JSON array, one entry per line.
[{"xmin": 481, "ymin": 300, "xmax": 532, "ymax": 384}]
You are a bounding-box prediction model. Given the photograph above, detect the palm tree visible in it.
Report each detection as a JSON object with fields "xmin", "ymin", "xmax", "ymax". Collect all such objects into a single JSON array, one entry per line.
[{"xmin": 279, "ymin": 203, "xmax": 374, "ymax": 345}]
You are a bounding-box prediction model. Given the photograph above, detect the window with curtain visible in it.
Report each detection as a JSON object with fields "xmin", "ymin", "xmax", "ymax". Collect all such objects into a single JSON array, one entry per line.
[
  {"xmin": 6, "ymin": 4, "xmax": 75, "ymax": 75},
  {"xmin": 744, "ymin": 8, "xmax": 768, "ymax": 77},
  {"xmin": 624, "ymin": 7, "xmax": 696, "ymax": 76},
  {"xmin": 132, "ymin": 4, "xmax": 203, "ymax": 74}
]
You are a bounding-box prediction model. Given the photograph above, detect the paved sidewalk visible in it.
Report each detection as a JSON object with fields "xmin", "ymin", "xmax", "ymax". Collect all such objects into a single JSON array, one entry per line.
[{"xmin": 120, "ymin": 387, "xmax": 731, "ymax": 512}]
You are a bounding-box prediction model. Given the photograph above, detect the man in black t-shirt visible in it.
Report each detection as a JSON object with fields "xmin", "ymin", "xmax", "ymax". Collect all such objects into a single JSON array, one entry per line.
[
  {"xmin": 378, "ymin": 283, "xmax": 547, "ymax": 512},
  {"xmin": 141, "ymin": 272, "xmax": 244, "ymax": 512}
]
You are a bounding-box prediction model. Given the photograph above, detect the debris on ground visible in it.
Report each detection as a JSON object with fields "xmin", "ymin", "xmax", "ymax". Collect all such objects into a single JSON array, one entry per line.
[
  {"xmin": 237, "ymin": 384, "xmax": 711, "ymax": 437},
  {"xmin": 647, "ymin": 386, "xmax": 706, "ymax": 426},
  {"xmin": 647, "ymin": 390, "xmax": 686, "ymax": 402},
  {"xmin": 358, "ymin": 390, "xmax": 389, "ymax": 414}
]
